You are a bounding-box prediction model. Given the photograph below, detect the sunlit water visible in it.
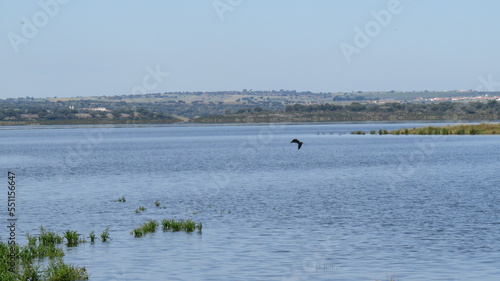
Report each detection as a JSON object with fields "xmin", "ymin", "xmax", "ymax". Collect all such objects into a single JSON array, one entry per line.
[{"xmin": 1, "ymin": 122, "xmax": 499, "ymax": 280}]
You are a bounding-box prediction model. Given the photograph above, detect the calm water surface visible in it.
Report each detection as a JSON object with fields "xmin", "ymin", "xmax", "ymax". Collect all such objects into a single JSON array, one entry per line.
[{"xmin": 1, "ymin": 122, "xmax": 499, "ymax": 280}]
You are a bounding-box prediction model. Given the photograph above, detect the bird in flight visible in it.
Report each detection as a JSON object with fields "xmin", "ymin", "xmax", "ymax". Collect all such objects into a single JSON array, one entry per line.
[{"xmin": 290, "ymin": 139, "xmax": 303, "ymax": 150}]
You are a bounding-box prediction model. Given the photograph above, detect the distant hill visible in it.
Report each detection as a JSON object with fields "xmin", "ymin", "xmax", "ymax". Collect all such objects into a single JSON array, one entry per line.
[{"xmin": 1, "ymin": 90, "xmax": 499, "ymax": 124}]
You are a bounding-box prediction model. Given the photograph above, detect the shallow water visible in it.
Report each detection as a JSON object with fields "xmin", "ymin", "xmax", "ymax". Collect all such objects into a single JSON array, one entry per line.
[{"xmin": 1, "ymin": 122, "xmax": 499, "ymax": 280}]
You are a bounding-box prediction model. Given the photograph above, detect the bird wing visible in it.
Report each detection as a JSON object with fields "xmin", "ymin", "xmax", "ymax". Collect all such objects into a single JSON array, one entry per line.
[
  {"xmin": 298, "ymin": 142, "xmax": 303, "ymax": 150},
  {"xmin": 291, "ymin": 139, "xmax": 299, "ymax": 144}
]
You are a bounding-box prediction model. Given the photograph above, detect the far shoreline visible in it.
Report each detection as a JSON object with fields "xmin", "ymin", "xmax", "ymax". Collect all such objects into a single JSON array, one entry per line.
[{"xmin": 0, "ymin": 119, "xmax": 497, "ymax": 130}]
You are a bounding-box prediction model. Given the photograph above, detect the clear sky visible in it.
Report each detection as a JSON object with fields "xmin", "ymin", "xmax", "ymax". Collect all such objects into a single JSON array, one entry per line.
[{"xmin": 1, "ymin": 0, "xmax": 500, "ymax": 98}]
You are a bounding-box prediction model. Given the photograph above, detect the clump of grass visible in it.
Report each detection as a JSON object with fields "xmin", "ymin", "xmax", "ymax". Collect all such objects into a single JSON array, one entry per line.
[
  {"xmin": 44, "ymin": 258, "xmax": 89, "ymax": 280},
  {"xmin": 135, "ymin": 206, "xmax": 147, "ymax": 214},
  {"xmin": 39, "ymin": 226, "xmax": 64, "ymax": 246},
  {"xmin": 116, "ymin": 196, "xmax": 126, "ymax": 202},
  {"xmin": 27, "ymin": 233, "xmax": 37, "ymax": 246},
  {"xmin": 63, "ymin": 230, "xmax": 80, "ymax": 246},
  {"xmin": 131, "ymin": 219, "xmax": 159, "ymax": 237},
  {"xmin": 351, "ymin": 130, "xmax": 365, "ymax": 135},
  {"xmin": 0, "ymin": 228, "xmax": 89, "ymax": 280},
  {"xmin": 154, "ymin": 200, "xmax": 160, "ymax": 207},
  {"xmin": 161, "ymin": 219, "xmax": 202, "ymax": 233},
  {"xmin": 100, "ymin": 227, "xmax": 110, "ymax": 242},
  {"xmin": 183, "ymin": 219, "xmax": 196, "ymax": 232},
  {"xmin": 88, "ymin": 231, "xmax": 96, "ymax": 243}
]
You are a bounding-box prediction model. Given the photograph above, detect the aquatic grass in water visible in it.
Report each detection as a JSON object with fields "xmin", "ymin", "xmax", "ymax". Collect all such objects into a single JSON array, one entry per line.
[
  {"xmin": 100, "ymin": 227, "xmax": 110, "ymax": 242},
  {"xmin": 26, "ymin": 233, "xmax": 37, "ymax": 247},
  {"xmin": 0, "ymin": 229, "xmax": 87, "ymax": 280},
  {"xmin": 183, "ymin": 219, "xmax": 196, "ymax": 232},
  {"xmin": 89, "ymin": 231, "xmax": 96, "ymax": 243},
  {"xmin": 155, "ymin": 200, "xmax": 160, "ymax": 207},
  {"xmin": 131, "ymin": 220, "xmax": 159, "ymax": 237},
  {"xmin": 39, "ymin": 227, "xmax": 63, "ymax": 246},
  {"xmin": 64, "ymin": 230, "xmax": 80, "ymax": 246},
  {"xmin": 132, "ymin": 219, "xmax": 202, "ymax": 237},
  {"xmin": 117, "ymin": 196, "xmax": 126, "ymax": 202},
  {"xmin": 161, "ymin": 219, "xmax": 202, "ymax": 233},
  {"xmin": 351, "ymin": 130, "xmax": 365, "ymax": 135},
  {"xmin": 135, "ymin": 205, "xmax": 147, "ymax": 214},
  {"xmin": 44, "ymin": 258, "xmax": 89, "ymax": 280}
]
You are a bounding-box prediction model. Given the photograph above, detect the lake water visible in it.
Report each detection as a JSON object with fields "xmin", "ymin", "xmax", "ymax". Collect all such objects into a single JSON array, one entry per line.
[{"xmin": 1, "ymin": 122, "xmax": 499, "ymax": 280}]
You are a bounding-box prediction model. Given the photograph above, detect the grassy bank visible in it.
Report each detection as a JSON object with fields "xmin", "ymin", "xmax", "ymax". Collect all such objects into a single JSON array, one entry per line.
[{"xmin": 390, "ymin": 123, "xmax": 499, "ymax": 135}]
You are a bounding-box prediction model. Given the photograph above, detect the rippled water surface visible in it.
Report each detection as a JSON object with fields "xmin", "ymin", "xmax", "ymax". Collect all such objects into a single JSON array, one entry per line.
[{"xmin": 1, "ymin": 123, "xmax": 499, "ymax": 280}]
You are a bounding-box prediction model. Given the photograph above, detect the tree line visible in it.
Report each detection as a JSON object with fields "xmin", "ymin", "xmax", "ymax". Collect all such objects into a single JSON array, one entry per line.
[{"xmin": 194, "ymin": 100, "xmax": 499, "ymax": 123}]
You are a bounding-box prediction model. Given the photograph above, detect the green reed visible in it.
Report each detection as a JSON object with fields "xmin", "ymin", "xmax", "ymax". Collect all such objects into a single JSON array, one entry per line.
[
  {"xmin": 39, "ymin": 226, "xmax": 64, "ymax": 246},
  {"xmin": 100, "ymin": 227, "xmax": 110, "ymax": 242},
  {"xmin": 131, "ymin": 220, "xmax": 158, "ymax": 237},
  {"xmin": 89, "ymin": 231, "xmax": 96, "ymax": 243},
  {"xmin": 63, "ymin": 230, "xmax": 80, "ymax": 246},
  {"xmin": 161, "ymin": 219, "xmax": 202, "ymax": 233}
]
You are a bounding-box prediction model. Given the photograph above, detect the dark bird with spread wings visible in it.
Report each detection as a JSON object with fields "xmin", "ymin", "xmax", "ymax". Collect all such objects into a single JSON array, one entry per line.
[{"xmin": 290, "ymin": 139, "xmax": 303, "ymax": 150}]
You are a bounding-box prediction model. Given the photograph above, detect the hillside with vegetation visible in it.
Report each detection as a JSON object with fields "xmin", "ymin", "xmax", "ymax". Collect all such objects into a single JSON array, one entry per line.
[
  {"xmin": 1, "ymin": 90, "xmax": 499, "ymax": 125},
  {"xmin": 194, "ymin": 100, "xmax": 500, "ymax": 123}
]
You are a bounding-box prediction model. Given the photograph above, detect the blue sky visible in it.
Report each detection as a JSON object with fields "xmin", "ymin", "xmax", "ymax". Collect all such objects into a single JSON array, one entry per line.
[{"xmin": 1, "ymin": 0, "xmax": 500, "ymax": 98}]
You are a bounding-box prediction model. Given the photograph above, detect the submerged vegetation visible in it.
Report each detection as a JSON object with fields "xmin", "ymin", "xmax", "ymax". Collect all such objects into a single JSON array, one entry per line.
[
  {"xmin": 390, "ymin": 122, "xmax": 500, "ymax": 135},
  {"xmin": 132, "ymin": 219, "xmax": 202, "ymax": 237},
  {"xmin": 63, "ymin": 230, "xmax": 82, "ymax": 247},
  {"xmin": 0, "ymin": 227, "xmax": 89, "ymax": 280},
  {"xmin": 100, "ymin": 227, "xmax": 110, "ymax": 242},
  {"xmin": 351, "ymin": 129, "xmax": 389, "ymax": 135},
  {"xmin": 161, "ymin": 219, "xmax": 202, "ymax": 233},
  {"xmin": 116, "ymin": 196, "xmax": 126, "ymax": 202},
  {"xmin": 135, "ymin": 206, "xmax": 147, "ymax": 214},
  {"xmin": 131, "ymin": 220, "xmax": 159, "ymax": 238},
  {"xmin": 1, "ymin": 193, "xmax": 205, "ymax": 278},
  {"xmin": 88, "ymin": 231, "xmax": 96, "ymax": 243}
]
